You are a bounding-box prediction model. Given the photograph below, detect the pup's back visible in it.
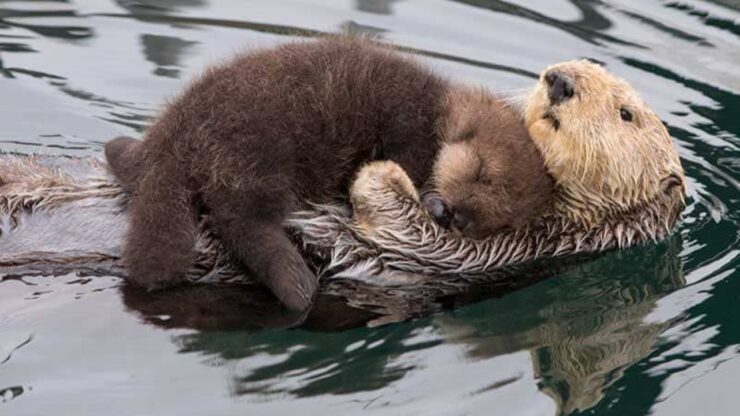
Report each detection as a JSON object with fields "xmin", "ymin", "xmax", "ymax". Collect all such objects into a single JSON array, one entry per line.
[{"xmin": 144, "ymin": 37, "xmax": 449, "ymax": 200}]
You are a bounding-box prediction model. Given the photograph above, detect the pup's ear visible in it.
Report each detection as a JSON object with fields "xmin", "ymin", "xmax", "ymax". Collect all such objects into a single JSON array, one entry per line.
[{"xmin": 105, "ymin": 136, "xmax": 144, "ymax": 193}]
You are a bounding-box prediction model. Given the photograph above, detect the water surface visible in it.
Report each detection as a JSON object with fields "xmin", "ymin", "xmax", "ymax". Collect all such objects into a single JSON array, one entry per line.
[{"xmin": 1, "ymin": 1, "xmax": 739, "ymax": 415}]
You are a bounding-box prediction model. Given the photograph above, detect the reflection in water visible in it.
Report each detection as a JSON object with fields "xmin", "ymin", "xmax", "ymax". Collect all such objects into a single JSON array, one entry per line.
[
  {"xmin": 439, "ymin": 236, "xmax": 685, "ymax": 414},
  {"xmin": 120, "ymin": 283, "xmax": 378, "ymax": 331},
  {"xmin": 121, "ymin": 235, "xmax": 684, "ymax": 411},
  {"xmin": 569, "ymin": 0, "xmax": 610, "ymax": 31},
  {"xmin": 355, "ymin": 0, "xmax": 401, "ymax": 15},
  {"xmin": 452, "ymin": 0, "xmax": 639, "ymax": 47},
  {"xmin": 115, "ymin": 0, "xmax": 207, "ymax": 13},
  {"xmin": 616, "ymin": 8, "xmax": 713, "ymax": 47},
  {"xmin": 120, "ymin": 284, "xmax": 428, "ymax": 396},
  {"xmin": 0, "ymin": 5, "xmax": 92, "ymax": 79},
  {"xmin": 0, "ymin": 7, "xmax": 93, "ymax": 40},
  {"xmin": 116, "ymin": 2, "xmax": 203, "ymax": 79},
  {"xmin": 140, "ymin": 34, "xmax": 197, "ymax": 78}
]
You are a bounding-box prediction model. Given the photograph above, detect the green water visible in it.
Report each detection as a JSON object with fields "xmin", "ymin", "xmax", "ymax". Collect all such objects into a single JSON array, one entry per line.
[{"xmin": 0, "ymin": 1, "xmax": 738, "ymax": 415}]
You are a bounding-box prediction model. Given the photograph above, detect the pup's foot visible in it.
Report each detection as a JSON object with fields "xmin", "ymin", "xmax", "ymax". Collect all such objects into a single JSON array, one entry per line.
[{"xmin": 263, "ymin": 249, "xmax": 319, "ymax": 313}]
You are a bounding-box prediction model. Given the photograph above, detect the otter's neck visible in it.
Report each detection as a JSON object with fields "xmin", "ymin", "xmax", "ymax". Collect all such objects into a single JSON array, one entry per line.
[{"xmin": 549, "ymin": 184, "xmax": 620, "ymax": 228}]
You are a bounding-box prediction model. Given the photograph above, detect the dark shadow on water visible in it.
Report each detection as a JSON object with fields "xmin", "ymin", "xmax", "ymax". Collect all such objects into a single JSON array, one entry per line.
[
  {"xmin": 114, "ymin": 0, "xmax": 208, "ymax": 14},
  {"xmin": 665, "ymin": 1, "xmax": 740, "ymax": 37},
  {"xmin": 119, "ymin": 234, "xmax": 685, "ymax": 411},
  {"xmin": 90, "ymin": 11, "xmax": 539, "ymax": 79},
  {"xmin": 451, "ymin": 0, "xmax": 643, "ymax": 48},
  {"xmin": 0, "ymin": 7, "xmax": 92, "ymax": 40},
  {"xmin": 569, "ymin": 0, "xmax": 610, "ymax": 31},
  {"xmin": 355, "ymin": 0, "xmax": 401, "ymax": 16},
  {"xmin": 140, "ymin": 34, "xmax": 197, "ymax": 78},
  {"xmin": 617, "ymin": 8, "xmax": 713, "ymax": 47}
]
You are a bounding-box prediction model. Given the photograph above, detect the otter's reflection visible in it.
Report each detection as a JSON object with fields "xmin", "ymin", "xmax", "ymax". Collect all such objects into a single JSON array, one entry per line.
[
  {"xmin": 437, "ymin": 236, "xmax": 684, "ymax": 414},
  {"xmin": 120, "ymin": 283, "xmax": 379, "ymax": 331},
  {"xmin": 120, "ymin": 235, "xmax": 683, "ymax": 412}
]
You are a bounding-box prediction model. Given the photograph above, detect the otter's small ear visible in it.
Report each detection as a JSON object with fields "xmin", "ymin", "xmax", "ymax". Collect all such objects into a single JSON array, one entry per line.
[{"xmin": 660, "ymin": 173, "xmax": 683, "ymax": 194}]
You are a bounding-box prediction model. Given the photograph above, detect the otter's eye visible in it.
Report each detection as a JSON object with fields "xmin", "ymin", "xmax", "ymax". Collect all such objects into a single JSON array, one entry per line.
[{"xmin": 620, "ymin": 108, "xmax": 633, "ymax": 122}]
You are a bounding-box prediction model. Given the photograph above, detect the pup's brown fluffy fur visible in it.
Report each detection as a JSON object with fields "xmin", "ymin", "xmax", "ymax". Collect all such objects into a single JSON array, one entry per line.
[
  {"xmin": 434, "ymin": 86, "xmax": 554, "ymax": 237},
  {"xmin": 105, "ymin": 37, "xmax": 553, "ymax": 311}
]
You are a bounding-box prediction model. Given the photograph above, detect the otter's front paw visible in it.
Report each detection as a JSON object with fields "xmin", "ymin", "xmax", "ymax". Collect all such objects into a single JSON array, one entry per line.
[
  {"xmin": 349, "ymin": 161, "xmax": 420, "ymax": 230},
  {"xmin": 351, "ymin": 161, "xmax": 419, "ymax": 202}
]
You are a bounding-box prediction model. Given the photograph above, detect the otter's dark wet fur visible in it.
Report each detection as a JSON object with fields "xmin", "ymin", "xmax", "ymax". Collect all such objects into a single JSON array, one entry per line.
[{"xmin": 105, "ymin": 37, "xmax": 553, "ymax": 311}]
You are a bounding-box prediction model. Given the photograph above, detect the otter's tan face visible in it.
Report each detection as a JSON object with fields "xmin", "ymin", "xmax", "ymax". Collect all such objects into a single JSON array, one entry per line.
[{"xmin": 524, "ymin": 60, "xmax": 685, "ymax": 222}]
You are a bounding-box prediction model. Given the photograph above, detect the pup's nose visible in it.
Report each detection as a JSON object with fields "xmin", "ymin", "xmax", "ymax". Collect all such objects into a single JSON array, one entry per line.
[
  {"xmin": 423, "ymin": 195, "xmax": 452, "ymax": 228},
  {"xmin": 545, "ymin": 70, "xmax": 574, "ymax": 105},
  {"xmin": 452, "ymin": 211, "xmax": 470, "ymax": 232}
]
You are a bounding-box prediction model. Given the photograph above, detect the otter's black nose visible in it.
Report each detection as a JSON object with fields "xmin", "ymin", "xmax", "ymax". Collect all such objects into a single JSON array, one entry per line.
[
  {"xmin": 545, "ymin": 70, "xmax": 574, "ymax": 105},
  {"xmin": 423, "ymin": 195, "xmax": 452, "ymax": 228}
]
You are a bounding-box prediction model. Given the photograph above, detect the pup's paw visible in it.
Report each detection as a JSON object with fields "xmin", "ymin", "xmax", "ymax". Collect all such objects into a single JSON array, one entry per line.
[
  {"xmin": 351, "ymin": 161, "xmax": 418, "ymax": 202},
  {"xmin": 349, "ymin": 161, "xmax": 420, "ymax": 231}
]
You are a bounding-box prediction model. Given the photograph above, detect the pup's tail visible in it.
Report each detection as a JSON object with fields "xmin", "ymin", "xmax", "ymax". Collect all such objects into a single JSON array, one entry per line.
[{"xmin": 121, "ymin": 155, "xmax": 198, "ymax": 290}]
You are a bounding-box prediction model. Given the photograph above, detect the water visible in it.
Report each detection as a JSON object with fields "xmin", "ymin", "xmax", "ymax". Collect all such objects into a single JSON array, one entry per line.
[{"xmin": 0, "ymin": 1, "xmax": 738, "ymax": 415}]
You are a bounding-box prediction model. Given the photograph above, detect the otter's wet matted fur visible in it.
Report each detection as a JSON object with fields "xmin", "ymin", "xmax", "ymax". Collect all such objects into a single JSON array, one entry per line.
[{"xmin": 0, "ymin": 155, "xmax": 681, "ymax": 286}]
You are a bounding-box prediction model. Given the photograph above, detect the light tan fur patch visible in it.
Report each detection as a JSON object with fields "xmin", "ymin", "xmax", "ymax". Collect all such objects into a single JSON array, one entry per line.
[
  {"xmin": 524, "ymin": 60, "xmax": 685, "ymax": 225},
  {"xmin": 350, "ymin": 161, "xmax": 419, "ymax": 231}
]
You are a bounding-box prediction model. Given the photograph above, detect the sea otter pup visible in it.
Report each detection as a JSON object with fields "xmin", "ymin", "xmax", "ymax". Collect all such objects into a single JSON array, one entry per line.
[{"xmin": 104, "ymin": 37, "xmax": 554, "ymax": 312}]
